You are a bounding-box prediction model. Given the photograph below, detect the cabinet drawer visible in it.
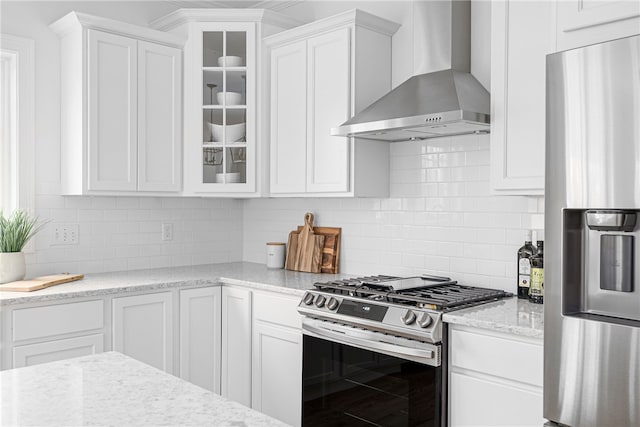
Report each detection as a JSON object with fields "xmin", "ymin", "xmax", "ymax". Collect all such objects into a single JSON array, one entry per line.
[
  {"xmin": 450, "ymin": 328, "xmax": 543, "ymax": 387},
  {"xmin": 253, "ymin": 292, "xmax": 301, "ymax": 329},
  {"xmin": 13, "ymin": 334, "xmax": 104, "ymax": 368},
  {"xmin": 13, "ymin": 300, "xmax": 104, "ymax": 342}
]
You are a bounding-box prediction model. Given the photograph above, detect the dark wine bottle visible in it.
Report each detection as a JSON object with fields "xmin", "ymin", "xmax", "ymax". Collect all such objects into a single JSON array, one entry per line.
[
  {"xmin": 517, "ymin": 230, "xmax": 537, "ymax": 299},
  {"xmin": 529, "ymin": 240, "xmax": 544, "ymax": 304}
]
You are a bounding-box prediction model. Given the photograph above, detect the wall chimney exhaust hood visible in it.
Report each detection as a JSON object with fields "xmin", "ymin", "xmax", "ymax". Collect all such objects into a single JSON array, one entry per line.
[{"xmin": 331, "ymin": 0, "xmax": 489, "ymax": 142}]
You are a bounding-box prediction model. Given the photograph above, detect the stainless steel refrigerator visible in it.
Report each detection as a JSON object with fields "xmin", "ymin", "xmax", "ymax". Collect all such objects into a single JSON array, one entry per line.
[{"xmin": 545, "ymin": 34, "xmax": 640, "ymax": 427}]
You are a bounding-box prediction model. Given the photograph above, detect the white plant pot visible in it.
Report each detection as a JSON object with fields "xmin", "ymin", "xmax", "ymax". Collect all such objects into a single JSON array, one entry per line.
[{"xmin": 0, "ymin": 252, "xmax": 26, "ymax": 284}]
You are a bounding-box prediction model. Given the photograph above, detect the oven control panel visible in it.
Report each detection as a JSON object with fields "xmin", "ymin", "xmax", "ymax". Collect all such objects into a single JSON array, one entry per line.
[{"xmin": 298, "ymin": 291, "xmax": 442, "ymax": 342}]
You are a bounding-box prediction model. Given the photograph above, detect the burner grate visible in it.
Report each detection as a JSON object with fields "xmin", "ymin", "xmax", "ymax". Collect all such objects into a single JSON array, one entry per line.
[{"xmin": 313, "ymin": 275, "xmax": 512, "ymax": 311}]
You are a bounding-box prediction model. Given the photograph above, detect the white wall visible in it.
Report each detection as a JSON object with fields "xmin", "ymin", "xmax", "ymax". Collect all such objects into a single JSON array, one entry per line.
[
  {"xmin": 1, "ymin": 2, "xmax": 244, "ymax": 277},
  {"xmin": 243, "ymin": 134, "xmax": 544, "ymax": 293}
]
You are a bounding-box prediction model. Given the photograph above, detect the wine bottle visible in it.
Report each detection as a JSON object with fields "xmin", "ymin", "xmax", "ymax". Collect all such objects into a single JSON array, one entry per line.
[
  {"xmin": 517, "ymin": 230, "xmax": 537, "ymax": 299},
  {"xmin": 529, "ymin": 240, "xmax": 544, "ymax": 304}
]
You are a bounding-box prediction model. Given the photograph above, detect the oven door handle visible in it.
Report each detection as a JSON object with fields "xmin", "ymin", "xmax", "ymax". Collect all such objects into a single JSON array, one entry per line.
[{"xmin": 302, "ymin": 322, "xmax": 435, "ymax": 361}]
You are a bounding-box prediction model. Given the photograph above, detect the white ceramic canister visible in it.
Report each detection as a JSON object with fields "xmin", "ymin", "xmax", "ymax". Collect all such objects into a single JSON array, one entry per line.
[{"xmin": 266, "ymin": 242, "xmax": 286, "ymax": 269}]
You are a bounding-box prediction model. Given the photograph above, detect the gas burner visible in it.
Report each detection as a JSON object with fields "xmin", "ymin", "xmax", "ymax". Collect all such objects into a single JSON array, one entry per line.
[{"xmin": 312, "ymin": 275, "xmax": 512, "ymax": 311}]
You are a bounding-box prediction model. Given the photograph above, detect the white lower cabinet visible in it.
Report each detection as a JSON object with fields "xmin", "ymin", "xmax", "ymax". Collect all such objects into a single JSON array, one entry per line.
[
  {"xmin": 2, "ymin": 283, "xmax": 304, "ymax": 424},
  {"xmin": 13, "ymin": 334, "xmax": 104, "ymax": 368},
  {"xmin": 179, "ymin": 287, "xmax": 221, "ymax": 392},
  {"xmin": 112, "ymin": 292, "xmax": 174, "ymax": 374},
  {"xmin": 252, "ymin": 292, "xmax": 302, "ymax": 426},
  {"xmin": 221, "ymin": 286, "xmax": 252, "ymax": 407},
  {"xmin": 449, "ymin": 325, "xmax": 544, "ymax": 427}
]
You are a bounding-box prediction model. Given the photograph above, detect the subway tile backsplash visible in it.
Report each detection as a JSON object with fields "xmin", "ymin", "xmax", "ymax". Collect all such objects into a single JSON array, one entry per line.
[
  {"xmin": 27, "ymin": 133, "xmax": 542, "ymax": 294},
  {"xmin": 243, "ymin": 134, "xmax": 544, "ymax": 293},
  {"xmin": 27, "ymin": 196, "xmax": 243, "ymax": 277}
]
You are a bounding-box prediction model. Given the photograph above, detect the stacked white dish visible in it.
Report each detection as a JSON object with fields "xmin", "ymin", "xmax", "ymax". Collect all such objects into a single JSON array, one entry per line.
[{"xmin": 216, "ymin": 172, "xmax": 241, "ymax": 183}]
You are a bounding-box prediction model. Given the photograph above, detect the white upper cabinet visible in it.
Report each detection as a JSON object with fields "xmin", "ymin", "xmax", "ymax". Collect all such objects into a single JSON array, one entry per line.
[
  {"xmin": 266, "ymin": 10, "xmax": 400, "ymax": 197},
  {"xmin": 489, "ymin": 1, "xmax": 554, "ymax": 195},
  {"xmin": 556, "ymin": 0, "xmax": 640, "ymax": 51},
  {"xmin": 50, "ymin": 12, "xmax": 184, "ymax": 195},
  {"xmin": 151, "ymin": 9, "xmax": 300, "ymax": 197}
]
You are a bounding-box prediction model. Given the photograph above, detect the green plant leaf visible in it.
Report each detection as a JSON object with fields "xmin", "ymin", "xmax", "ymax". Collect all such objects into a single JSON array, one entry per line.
[{"xmin": 0, "ymin": 210, "xmax": 48, "ymax": 253}]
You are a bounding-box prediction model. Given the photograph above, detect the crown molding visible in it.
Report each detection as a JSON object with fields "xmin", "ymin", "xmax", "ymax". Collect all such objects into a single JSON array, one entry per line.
[{"xmin": 150, "ymin": 8, "xmax": 303, "ymax": 31}]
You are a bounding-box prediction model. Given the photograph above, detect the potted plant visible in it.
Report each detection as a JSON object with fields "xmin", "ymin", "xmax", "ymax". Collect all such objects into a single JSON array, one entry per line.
[{"xmin": 0, "ymin": 210, "xmax": 46, "ymax": 284}]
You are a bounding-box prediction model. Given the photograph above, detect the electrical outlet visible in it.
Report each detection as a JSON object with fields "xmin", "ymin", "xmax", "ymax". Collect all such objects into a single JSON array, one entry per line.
[
  {"xmin": 162, "ymin": 223, "xmax": 173, "ymax": 241},
  {"xmin": 54, "ymin": 224, "xmax": 79, "ymax": 245}
]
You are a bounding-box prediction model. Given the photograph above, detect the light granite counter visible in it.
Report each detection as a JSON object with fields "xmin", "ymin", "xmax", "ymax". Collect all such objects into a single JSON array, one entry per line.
[
  {"xmin": 0, "ymin": 262, "xmax": 347, "ymax": 306},
  {"xmin": 0, "ymin": 351, "xmax": 286, "ymax": 426},
  {"xmin": 443, "ymin": 297, "xmax": 544, "ymax": 339}
]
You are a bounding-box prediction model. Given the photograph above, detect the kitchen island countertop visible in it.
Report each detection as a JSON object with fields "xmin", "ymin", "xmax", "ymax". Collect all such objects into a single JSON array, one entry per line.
[
  {"xmin": 443, "ymin": 296, "xmax": 544, "ymax": 339},
  {"xmin": 0, "ymin": 351, "xmax": 286, "ymax": 426},
  {"xmin": 0, "ymin": 262, "xmax": 347, "ymax": 305}
]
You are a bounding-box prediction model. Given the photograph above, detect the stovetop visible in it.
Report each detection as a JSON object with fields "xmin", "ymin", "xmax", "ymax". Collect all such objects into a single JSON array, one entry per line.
[
  {"xmin": 312, "ymin": 275, "xmax": 512, "ymax": 311},
  {"xmin": 298, "ymin": 275, "xmax": 513, "ymax": 343}
]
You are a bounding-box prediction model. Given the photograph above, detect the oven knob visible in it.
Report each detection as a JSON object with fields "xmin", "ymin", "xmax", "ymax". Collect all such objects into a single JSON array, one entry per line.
[
  {"xmin": 418, "ymin": 313, "xmax": 433, "ymax": 328},
  {"xmin": 401, "ymin": 310, "xmax": 417, "ymax": 325},
  {"xmin": 303, "ymin": 293, "xmax": 315, "ymax": 305},
  {"xmin": 327, "ymin": 297, "xmax": 339, "ymax": 311},
  {"xmin": 315, "ymin": 294, "xmax": 326, "ymax": 308}
]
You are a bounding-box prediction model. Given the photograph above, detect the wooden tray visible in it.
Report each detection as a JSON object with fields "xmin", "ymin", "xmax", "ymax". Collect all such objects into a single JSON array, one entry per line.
[
  {"xmin": 295, "ymin": 226, "xmax": 341, "ymax": 274},
  {"xmin": 0, "ymin": 273, "xmax": 84, "ymax": 292}
]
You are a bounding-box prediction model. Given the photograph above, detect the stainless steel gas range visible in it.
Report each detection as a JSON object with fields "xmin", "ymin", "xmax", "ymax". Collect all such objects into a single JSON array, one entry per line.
[{"xmin": 297, "ymin": 275, "xmax": 511, "ymax": 427}]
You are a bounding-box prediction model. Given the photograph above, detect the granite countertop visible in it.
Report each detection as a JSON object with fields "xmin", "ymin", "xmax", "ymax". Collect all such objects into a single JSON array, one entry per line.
[
  {"xmin": 0, "ymin": 351, "xmax": 286, "ymax": 426},
  {"xmin": 443, "ymin": 296, "xmax": 544, "ymax": 339},
  {"xmin": 0, "ymin": 262, "xmax": 346, "ymax": 306}
]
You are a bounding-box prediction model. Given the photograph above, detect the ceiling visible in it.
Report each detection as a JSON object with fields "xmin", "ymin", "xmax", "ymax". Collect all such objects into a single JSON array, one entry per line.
[{"xmin": 165, "ymin": 0, "xmax": 303, "ymax": 12}]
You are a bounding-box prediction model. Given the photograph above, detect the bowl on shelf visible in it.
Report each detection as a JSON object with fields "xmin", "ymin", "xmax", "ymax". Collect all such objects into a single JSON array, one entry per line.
[
  {"xmin": 216, "ymin": 172, "xmax": 241, "ymax": 183},
  {"xmin": 218, "ymin": 56, "xmax": 243, "ymax": 67},
  {"xmin": 208, "ymin": 122, "xmax": 245, "ymax": 143},
  {"xmin": 216, "ymin": 91, "xmax": 242, "ymax": 106}
]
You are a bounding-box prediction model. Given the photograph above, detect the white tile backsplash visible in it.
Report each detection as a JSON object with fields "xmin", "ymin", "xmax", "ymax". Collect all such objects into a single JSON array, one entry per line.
[
  {"xmin": 27, "ymin": 195, "xmax": 243, "ymax": 277},
  {"xmin": 242, "ymin": 134, "xmax": 544, "ymax": 293}
]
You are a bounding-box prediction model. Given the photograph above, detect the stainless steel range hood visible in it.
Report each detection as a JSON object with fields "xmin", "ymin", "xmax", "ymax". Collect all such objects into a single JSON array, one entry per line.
[{"xmin": 332, "ymin": 0, "xmax": 490, "ymax": 142}]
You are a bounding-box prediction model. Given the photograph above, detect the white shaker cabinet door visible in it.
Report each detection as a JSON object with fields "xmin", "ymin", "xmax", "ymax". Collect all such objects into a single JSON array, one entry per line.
[
  {"xmin": 87, "ymin": 29, "xmax": 137, "ymax": 192},
  {"xmin": 306, "ymin": 28, "xmax": 351, "ymax": 193},
  {"xmin": 252, "ymin": 322, "xmax": 302, "ymax": 427},
  {"xmin": 137, "ymin": 41, "xmax": 182, "ymax": 192},
  {"xmin": 450, "ymin": 372, "xmax": 543, "ymax": 427},
  {"xmin": 221, "ymin": 286, "xmax": 252, "ymax": 407},
  {"xmin": 489, "ymin": 1, "xmax": 553, "ymax": 194},
  {"xmin": 112, "ymin": 292, "xmax": 174, "ymax": 374},
  {"xmin": 179, "ymin": 287, "xmax": 221, "ymax": 393},
  {"xmin": 269, "ymin": 40, "xmax": 307, "ymax": 194}
]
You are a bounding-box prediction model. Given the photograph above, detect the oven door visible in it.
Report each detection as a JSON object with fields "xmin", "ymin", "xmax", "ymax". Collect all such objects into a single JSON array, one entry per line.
[{"xmin": 302, "ymin": 318, "xmax": 445, "ymax": 427}]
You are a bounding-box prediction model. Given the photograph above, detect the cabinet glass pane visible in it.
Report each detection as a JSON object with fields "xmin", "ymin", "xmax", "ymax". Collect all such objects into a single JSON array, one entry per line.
[
  {"xmin": 203, "ymin": 32, "xmax": 223, "ymax": 67},
  {"xmin": 225, "ymin": 147, "xmax": 246, "ymax": 184},
  {"xmin": 203, "ymin": 110, "xmax": 223, "ymax": 143},
  {"xmin": 225, "ymin": 32, "xmax": 246, "ymax": 66},
  {"xmin": 203, "ymin": 147, "xmax": 223, "ymax": 183},
  {"xmin": 203, "ymin": 70, "xmax": 223, "ymax": 106}
]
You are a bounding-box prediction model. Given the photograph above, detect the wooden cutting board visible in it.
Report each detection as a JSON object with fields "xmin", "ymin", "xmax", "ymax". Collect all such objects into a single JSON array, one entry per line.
[
  {"xmin": 0, "ymin": 274, "xmax": 84, "ymax": 292},
  {"xmin": 293, "ymin": 213, "xmax": 325, "ymax": 273},
  {"xmin": 295, "ymin": 225, "xmax": 341, "ymax": 274}
]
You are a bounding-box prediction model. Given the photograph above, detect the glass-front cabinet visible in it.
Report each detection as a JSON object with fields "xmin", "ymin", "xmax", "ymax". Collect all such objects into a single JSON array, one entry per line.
[{"xmin": 187, "ymin": 22, "xmax": 256, "ymax": 194}]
